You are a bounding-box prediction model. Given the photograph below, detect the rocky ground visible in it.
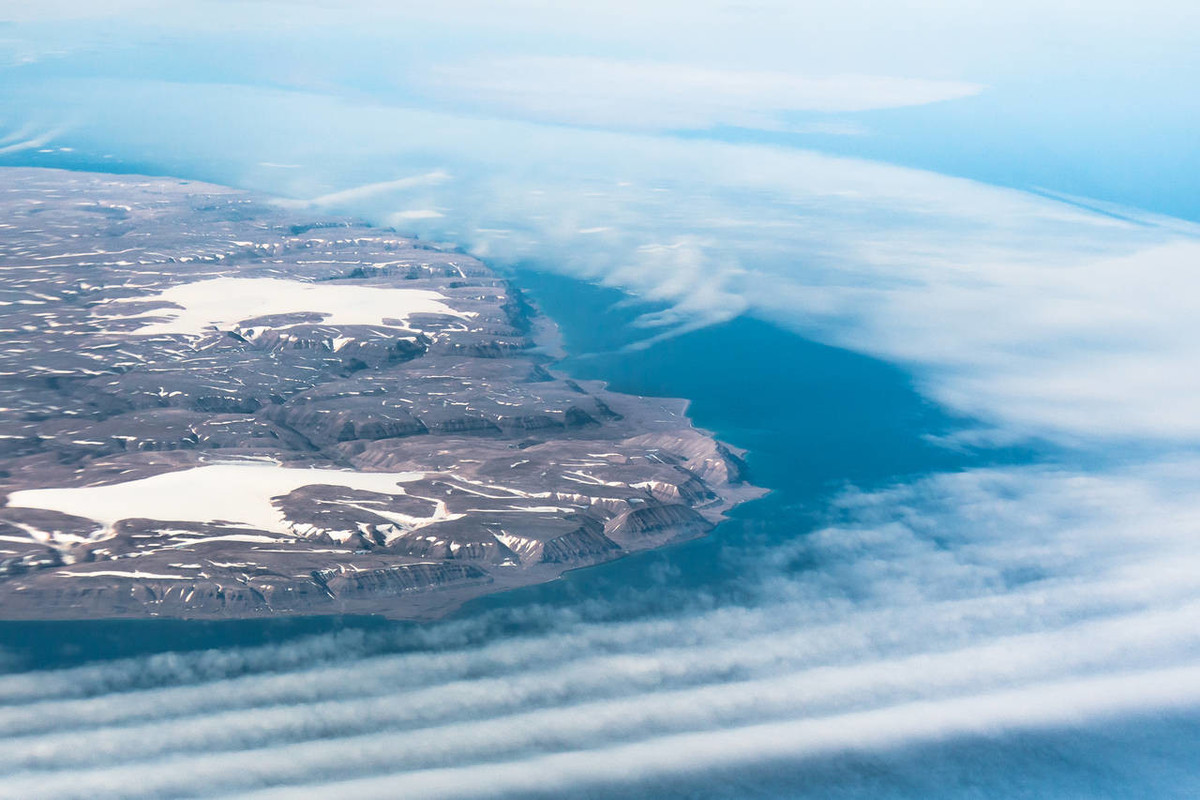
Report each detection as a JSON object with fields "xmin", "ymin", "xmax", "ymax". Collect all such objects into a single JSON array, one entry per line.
[{"xmin": 0, "ymin": 168, "xmax": 762, "ymax": 620}]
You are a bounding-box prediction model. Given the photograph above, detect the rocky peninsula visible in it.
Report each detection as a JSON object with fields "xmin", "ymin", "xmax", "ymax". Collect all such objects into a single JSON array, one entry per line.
[{"xmin": 0, "ymin": 168, "xmax": 761, "ymax": 620}]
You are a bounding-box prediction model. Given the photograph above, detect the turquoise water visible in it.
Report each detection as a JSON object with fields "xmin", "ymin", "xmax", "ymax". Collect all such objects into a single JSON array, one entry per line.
[{"xmin": 0, "ymin": 270, "xmax": 1018, "ymax": 668}]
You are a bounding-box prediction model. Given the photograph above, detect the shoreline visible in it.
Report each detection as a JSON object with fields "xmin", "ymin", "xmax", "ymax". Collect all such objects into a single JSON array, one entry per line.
[{"xmin": 0, "ymin": 167, "xmax": 765, "ymax": 623}]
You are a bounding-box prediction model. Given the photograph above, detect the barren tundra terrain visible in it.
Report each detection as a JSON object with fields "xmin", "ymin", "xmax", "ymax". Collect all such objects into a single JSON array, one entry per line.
[{"xmin": 0, "ymin": 168, "xmax": 761, "ymax": 619}]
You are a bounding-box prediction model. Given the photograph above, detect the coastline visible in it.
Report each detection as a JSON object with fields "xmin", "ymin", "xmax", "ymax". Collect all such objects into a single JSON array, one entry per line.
[{"xmin": 0, "ymin": 168, "xmax": 765, "ymax": 623}]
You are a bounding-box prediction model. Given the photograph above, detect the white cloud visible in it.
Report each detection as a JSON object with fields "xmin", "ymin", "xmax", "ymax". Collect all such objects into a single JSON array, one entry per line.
[
  {"xmin": 300, "ymin": 171, "xmax": 452, "ymax": 209},
  {"xmin": 6, "ymin": 0, "xmax": 1196, "ymax": 85},
  {"xmin": 420, "ymin": 57, "xmax": 983, "ymax": 131},
  {"xmin": 0, "ymin": 123, "xmax": 66, "ymax": 154},
  {"xmin": 0, "ymin": 0, "xmax": 156, "ymax": 23},
  {"xmin": 10, "ymin": 77, "xmax": 1195, "ymax": 444},
  {"xmin": 389, "ymin": 209, "xmax": 443, "ymax": 221}
]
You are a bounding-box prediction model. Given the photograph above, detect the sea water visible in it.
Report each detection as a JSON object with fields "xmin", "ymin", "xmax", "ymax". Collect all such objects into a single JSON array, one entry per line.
[{"xmin": 0, "ymin": 269, "xmax": 1011, "ymax": 665}]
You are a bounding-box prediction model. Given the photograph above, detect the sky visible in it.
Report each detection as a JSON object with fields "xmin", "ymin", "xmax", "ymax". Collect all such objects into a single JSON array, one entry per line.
[{"xmin": 0, "ymin": 1, "xmax": 1199, "ymax": 798}]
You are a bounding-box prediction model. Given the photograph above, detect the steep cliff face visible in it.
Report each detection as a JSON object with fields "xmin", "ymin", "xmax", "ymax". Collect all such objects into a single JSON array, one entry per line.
[
  {"xmin": 538, "ymin": 518, "xmax": 621, "ymax": 564},
  {"xmin": 626, "ymin": 432, "xmax": 751, "ymax": 487},
  {"xmin": 0, "ymin": 168, "xmax": 765, "ymax": 620},
  {"xmin": 319, "ymin": 563, "xmax": 492, "ymax": 599},
  {"xmin": 607, "ymin": 504, "xmax": 713, "ymax": 543}
]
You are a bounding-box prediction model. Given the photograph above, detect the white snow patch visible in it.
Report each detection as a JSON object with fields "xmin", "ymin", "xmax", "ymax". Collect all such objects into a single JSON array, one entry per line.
[
  {"xmin": 58, "ymin": 570, "xmax": 192, "ymax": 580},
  {"xmin": 494, "ymin": 532, "xmax": 542, "ymax": 561},
  {"xmin": 96, "ymin": 277, "xmax": 473, "ymax": 336},
  {"xmin": 6, "ymin": 464, "xmax": 424, "ymax": 536}
]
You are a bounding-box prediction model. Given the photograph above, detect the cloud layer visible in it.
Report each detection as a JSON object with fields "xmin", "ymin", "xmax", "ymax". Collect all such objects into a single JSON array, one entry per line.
[
  {"xmin": 421, "ymin": 57, "xmax": 983, "ymax": 131},
  {"xmin": 1, "ymin": 3, "xmax": 1198, "ymax": 797},
  {"xmin": 52, "ymin": 80, "xmax": 1185, "ymax": 446},
  {"xmin": 2, "ymin": 463, "xmax": 1199, "ymax": 797}
]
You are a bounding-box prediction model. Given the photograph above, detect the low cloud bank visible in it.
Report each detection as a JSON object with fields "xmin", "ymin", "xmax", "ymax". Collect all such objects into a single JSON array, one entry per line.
[
  {"xmin": 421, "ymin": 57, "xmax": 983, "ymax": 131},
  {"xmin": 3, "ymin": 77, "xmax": 1172, "ymax": 446},
  {"xmin": 1, "ymin": 464, "xmax": 1198, "ymax": 797}
]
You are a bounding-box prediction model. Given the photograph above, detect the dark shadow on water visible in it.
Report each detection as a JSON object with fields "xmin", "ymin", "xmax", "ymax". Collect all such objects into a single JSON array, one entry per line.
[{"xmin": 0, "ymin": 269, "xmax": 1035, "ymax": 671}]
